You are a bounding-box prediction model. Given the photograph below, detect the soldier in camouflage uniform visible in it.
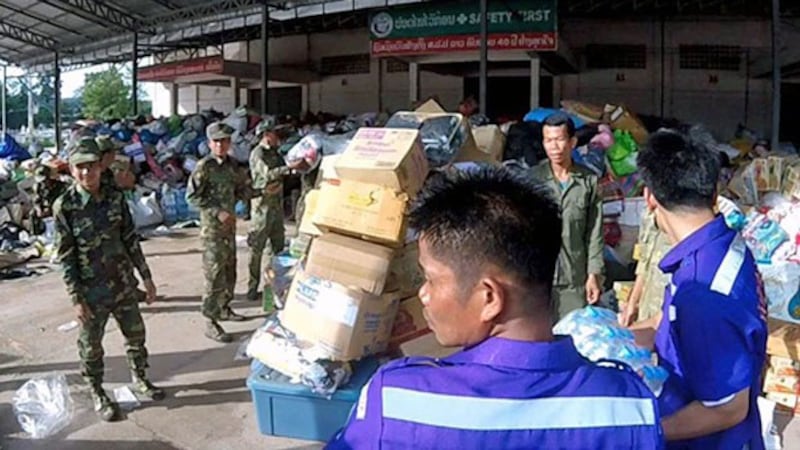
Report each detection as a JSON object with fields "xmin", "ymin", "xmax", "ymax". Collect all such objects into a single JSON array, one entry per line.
[
  {"xmin": 246, "ymin": 121, "xmax": 294, "ymax": 300},
  {"xmin": 31, "ymin": 165, "xmax": 68, "ymax": 235},
  {"xmin": 187, "ymin": 122, "xmax": 252, "ymax": 343},
  {"xmin": 53, "ymin": 138, "xmax": 163, "ymax": 422},
  {"xmin": 95, "ymin": 135, "xmax": 121, "ymax": 192}
]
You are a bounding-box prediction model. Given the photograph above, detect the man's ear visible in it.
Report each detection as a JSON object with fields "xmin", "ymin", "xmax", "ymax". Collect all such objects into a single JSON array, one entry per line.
[
  {"xmin": 644, "ymin": 187, "xmax": 659, "ymax": 212},
  {"xmin": 478, "ymin": 277, "xmax": 505, "ymax": 324}
]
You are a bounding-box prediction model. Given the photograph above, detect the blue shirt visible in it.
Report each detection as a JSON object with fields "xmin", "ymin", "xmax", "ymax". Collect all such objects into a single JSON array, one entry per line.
[
  {"xmin": 327, "ymin": 336, "xmax": 664, "ymax": 450},
  {"xmin": 655, "ymin": 215, "xmax": 767, "ymax": 450}
]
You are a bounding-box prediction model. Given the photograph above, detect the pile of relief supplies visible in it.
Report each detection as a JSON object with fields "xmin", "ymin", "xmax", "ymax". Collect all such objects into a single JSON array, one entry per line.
[{"xmin": 244, "ymin": 99, "xmax": 500, "ymax": 397}]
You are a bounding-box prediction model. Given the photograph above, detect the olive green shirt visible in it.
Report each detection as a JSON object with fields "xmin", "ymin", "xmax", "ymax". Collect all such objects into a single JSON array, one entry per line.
[
  {"xmin": 634, "ymin": 209, "xmax": 673, "ymax": 321},
  {"xmin": 532, "ymin": 160, "xmax": 605, "ymax": 288},
  {"xmin": 186, "ymin": 154, "xmax": 251, "ymax": 238},
  {"xmin": 249, "ymin": 143, "xmax": 290, "ymax": 209}
]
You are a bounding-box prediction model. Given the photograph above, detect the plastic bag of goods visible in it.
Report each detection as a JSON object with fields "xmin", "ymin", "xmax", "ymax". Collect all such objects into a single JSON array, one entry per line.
[
  {"xmin": 13, "ymin": 373, "xmax": 74, "ymax": 438},
  {"xmin": 265, "ymin": 252, "xmax": 300, "ymax": 304},
  {"xmin": 554, "ymin": 306, "xmax": 668, "ymax": 394},
  {"xmin": 246, "ymin": 317, "xmax": 352, "ymax": 396},
  {"xmin": 385, "ymin": 112, "xmax": 467, "ymax": 168},
  {"xmin": 606, "ymin": 130, "xmax": 638, "ymax": 177},
  {"xmin": 284, "ymin": 134, "xmax": 322, "ymax": 174},
  {"xmin": 759, "ymin": 262, "xmax": 800, "ymax": 322},
  {"xmin": 742, "ymin": 212, "xmax": 789, "ymax": 264},
  {"xmin": 184, "ymin": 115, "xmax": 206, "ymax": 133}
]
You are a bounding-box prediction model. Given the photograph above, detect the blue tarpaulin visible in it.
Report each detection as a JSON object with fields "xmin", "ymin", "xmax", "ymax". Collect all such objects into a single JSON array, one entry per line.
[
  {"xmin": 523, "ymin": 108, "xmax": 587, "ymax": 128},
  {"xmin": 0, "ymin": 134, "xmax": 32, "ymax": 161}
]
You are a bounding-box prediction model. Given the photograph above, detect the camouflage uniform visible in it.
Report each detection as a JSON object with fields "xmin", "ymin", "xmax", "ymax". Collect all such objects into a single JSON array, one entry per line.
[
  {"xmin": 295, "ymin": 167, "xmax": 319, "ymax": 222},
  {"xmin": 31, "ymin": 166, "xmax": 67, "ymax": 235},
  {"xmin": 246, "ymin": 142, "xmax": 291, "ymax": 299},
  {"xmin": 633, "ymin": 210, "xmax": 673, "ymax": 321},
  {"xmin": 186, "ymin": 123, "xmax": 251, "ymax": 339},
  {"xmin": 54, "ymin": 138, "xmax": 162, "ymax": 421}
]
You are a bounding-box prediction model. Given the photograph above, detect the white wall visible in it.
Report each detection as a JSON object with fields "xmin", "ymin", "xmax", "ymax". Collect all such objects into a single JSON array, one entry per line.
[{"xmin": 559, "ymin": 19, "xmax": 772, "ymax": 138}]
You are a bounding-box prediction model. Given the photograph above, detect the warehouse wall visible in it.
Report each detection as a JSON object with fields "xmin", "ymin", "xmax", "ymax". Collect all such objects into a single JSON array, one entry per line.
[{"xmin": 559, "ymin": 19, "xmax": 772, "ymax": 139}]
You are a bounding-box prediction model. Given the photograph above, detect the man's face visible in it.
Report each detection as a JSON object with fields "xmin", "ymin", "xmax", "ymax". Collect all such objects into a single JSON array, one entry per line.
[
  {"xmin": 417, "ymin": 237, "xmax": 491, "ymax": 347},
  {"xmin": 542, "ymin": 125, "xmax": 577, "ymax": 166},
  {"xmin": 209, "ymin": 137, "xmax": 231, "ymax": 158},
  {"xmin": 70, "ymin": 161, "xmax": 102, "ymax": 193}
]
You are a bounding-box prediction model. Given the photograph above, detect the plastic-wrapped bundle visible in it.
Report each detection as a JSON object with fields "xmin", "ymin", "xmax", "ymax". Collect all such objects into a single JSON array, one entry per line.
[
  {"xmin": 13, "ymin": 373, "xmax": 74, "ymax": 438},
  {"xmin": 184, "ymin": 115, "xmax": 206, "ymax": 133},
  {"xmin": 742, "ymin": 211, "xmax": 789, "ymax": 264},
  {"xmin": 554, "ymin": 306, "xmax": 668, "ymax": 394},
  {"xmin": 265, "ymin": 252, "xmax": 300, "ymax": 303},
  {"xmin": 285, "ymin": 134, "xmax": 323, "ymax": 173},
  {"xmin": 385, "ymin": 113, "xmax": 466, "ymax": 167},
  {"xmin": 320, "ymin": 132, "xmax": 354, "ymax": 156},
  {"xmin": 246, "ymin": 317, "xmax": 352, "ymax": 396}
]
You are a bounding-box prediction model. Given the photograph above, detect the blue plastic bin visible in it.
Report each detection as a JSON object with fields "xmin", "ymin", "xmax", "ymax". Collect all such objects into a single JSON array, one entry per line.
[{"xmin": 246, "ymin": 358, "xmax": 379, "ymax": 442}]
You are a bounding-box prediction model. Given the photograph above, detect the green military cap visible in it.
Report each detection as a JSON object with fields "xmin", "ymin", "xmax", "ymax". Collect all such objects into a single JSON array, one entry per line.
[
  {"xmin": 206, "ymin": 121, "xmax": 234, "ymax": 140},
  {"xmin": 69, "ymin": 136, "xmax": 102, "ymax": 165},
  {"xmin": 95, "ymin": 136, "xmax": 117, "ymax": 154},
  {"xmin": 256, "ymin": 117, "xmax": 276, "ymax": 136}
]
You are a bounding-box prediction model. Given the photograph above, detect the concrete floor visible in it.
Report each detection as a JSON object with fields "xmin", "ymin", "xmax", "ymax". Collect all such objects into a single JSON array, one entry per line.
[
  {"xmin": 0, "ymin": 223, "xmax": 322, "ymax": 450},
  {"xmin": 1, "ymin": 223, "xmax": 799, "ymax": 449}
]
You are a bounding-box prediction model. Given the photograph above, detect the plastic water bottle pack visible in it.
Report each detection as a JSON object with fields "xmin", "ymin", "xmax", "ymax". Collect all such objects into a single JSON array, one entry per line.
[{"xmin": 554, "ymin": 306, "xmax": 668, "ymax": 394}]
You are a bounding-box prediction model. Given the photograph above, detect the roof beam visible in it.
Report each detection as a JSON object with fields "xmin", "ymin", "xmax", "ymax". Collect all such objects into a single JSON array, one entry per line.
[
  {"xmin": 144, "ymin": 0, "xmax": 263, "ymax": 29},
  {"xmin": 36, "ymin": 0, "xmax": 143, "ymax": 31},
  {"xmin": 149, "ymin": 0, "xmax": 180, "ymax": 10},
  {"xmin": 0, "ymin": 20, "xmax": 58, "ymax": 49},
  {"xmin": 0, "ymin": 1, "xmax": 91, "ymax": 40}
]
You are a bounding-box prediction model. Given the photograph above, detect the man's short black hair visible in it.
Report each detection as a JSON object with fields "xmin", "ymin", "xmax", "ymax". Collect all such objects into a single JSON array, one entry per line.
[
  {"xmin": 409, "ymin": 166, "xmax": 562, "ymax": 303},
  {"xmin": 637, "ymin": 129, "xmax": 720, "ymax": 211},
  {"xmin": 543, "ymin": 113, "xmax": 576, "ymax": 138}
]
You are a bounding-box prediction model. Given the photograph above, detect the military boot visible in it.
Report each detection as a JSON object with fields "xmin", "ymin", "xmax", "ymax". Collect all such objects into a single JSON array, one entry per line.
[
  {"xmin": 246, "ymin": 289, "xmax": 260, "ymax": 302},
  {"xmin": 131, "ymin": 370, "xmax": 165, "ymax": 401},
  {"xmin": 90, "ymin": 385, "xmax": 119, "ymax": 422},
  {"xmin": 219, "ymin": 307, "xmax": 246, "ymax": 322},
  {"xmin": 204, "ymin": 320, "xmax": 232, "ymax": 343}
]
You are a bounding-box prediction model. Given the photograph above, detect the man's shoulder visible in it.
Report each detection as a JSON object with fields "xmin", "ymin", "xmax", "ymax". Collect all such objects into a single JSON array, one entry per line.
[
  {"xmin": 572, "ymin": 164, "xmax": 599, "ymax": 183},
  {"xmin": 53, "ymin": 185, "xmax": 80, "ymax": 212}
]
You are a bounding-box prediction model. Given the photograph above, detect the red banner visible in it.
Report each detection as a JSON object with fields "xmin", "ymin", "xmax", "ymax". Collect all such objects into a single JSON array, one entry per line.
[
  {"xmin": 371, "ymin": 32, "xmax": 557, "ymax": 56},
  {"xmin": 137, "ymin": 56, "xmax": 224, "ymax": 81}
]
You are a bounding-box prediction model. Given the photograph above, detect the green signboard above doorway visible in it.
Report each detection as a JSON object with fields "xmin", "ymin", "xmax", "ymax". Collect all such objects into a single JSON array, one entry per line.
[{"xmin": 369, "ymin": 0, "xmax": 558, "ymax": 56}]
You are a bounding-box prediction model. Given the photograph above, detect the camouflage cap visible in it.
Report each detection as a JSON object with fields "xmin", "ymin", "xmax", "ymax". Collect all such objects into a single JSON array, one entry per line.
[
  {"xmin": 206, "ymin": 121, "xmax": 234, "ymax": 140},
  {"xmin": 68, "ymin": 136, "xmax": 102, "ymax": 165},
  {"xmin": 94, "ymin": 136, "xmax": 117, "ymax": 154},
  {"xmin": 256, "ymin": 117, "xmax": 276, "ymax": 136}
]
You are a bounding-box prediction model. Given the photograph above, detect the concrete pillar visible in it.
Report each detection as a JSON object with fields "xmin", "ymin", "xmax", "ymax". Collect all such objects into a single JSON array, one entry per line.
[
  {"xmin": 530, "ymin": 55, "xmax": 541, "ymax": 109},
  {"xmin": 194, "ymin": 85, "xmax": 200, "ymax": 113},
  {"xmin": 301, "ymin": 84, "xmax": 309, "ymax": 114},
  {"xmin": 170, "ymin": 83, "xmax": 179, "ymax": 116},
  {"xmin": 231, "ymin": 77, "xmax": 241, "ymax": 108},
  {"xmin": 409, "ymin": 62, "xmax": 420, "ymax": 105}
]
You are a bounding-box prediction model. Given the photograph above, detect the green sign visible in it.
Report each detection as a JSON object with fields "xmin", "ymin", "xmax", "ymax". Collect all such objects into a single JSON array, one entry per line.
[{"xmin": 369, "ymin": 0, "xmax": 557, "ymax": 40}]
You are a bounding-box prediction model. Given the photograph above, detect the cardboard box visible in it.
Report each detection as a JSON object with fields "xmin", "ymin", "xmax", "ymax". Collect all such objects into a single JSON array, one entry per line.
[
  {"xmin": 471, "ymin": 125, "xmax": 505, "ymax": 162},
  {"xmin": 298, "ymin": 189, "xmax": 322, "ymax": 236},
  {"xmin": 313, "ymin": 179, "xmax": 409, "ymax": 247},
  {"xmin": 415, "ymin": 98, "xmax": 447, "ymax": 114},
  {"xmin": 335, "ymin": 128, "xmax": 429, "ymax": 197},
  {"xmin": 280, "ymin": 270, "xmax": 402, "ymax": 361},
  {"xmin": 603, "ymin": 104, "xmax": 649, "ymax": 145},
  {"xmin": 305, "ymin": 233, "xmax": 394, "ymax": 296},
  {"xmin": 389, "ymin": 296, "xmax": 430, "ymax": 349},
  {"xmin": 384, "ymin": 241, "xmax": 424, "ymax": 298},
  {"xmin": 315, "ymin": 155, "xmax": 341, "ymax": 188},
  {"xmin": 767, "ymin": 318, "xmax": 800, "ymax": 361},
  {"xmin": 399, "ymin": 332, "xmax": 460, "ymax": 359}
]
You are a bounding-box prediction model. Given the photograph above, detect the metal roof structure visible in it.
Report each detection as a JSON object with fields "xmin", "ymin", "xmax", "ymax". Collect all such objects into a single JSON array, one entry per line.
[{"xmin": 1, "ymin": 0, "xmax": 799, "ymax": 71}]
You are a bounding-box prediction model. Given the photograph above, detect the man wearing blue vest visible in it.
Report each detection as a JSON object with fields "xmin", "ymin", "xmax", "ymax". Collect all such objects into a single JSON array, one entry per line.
[
  {"xmin": 327, "ymin": 166, "xmax": 663, "ymax": 449},
  {"xmin": 635, "ymin": 130, "xmax": 767, "ymax": 450}
]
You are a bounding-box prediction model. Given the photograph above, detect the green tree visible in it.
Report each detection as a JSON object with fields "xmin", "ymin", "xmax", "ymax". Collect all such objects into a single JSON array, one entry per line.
[{"xmin": 81, "ymin": 66, "xmax": 131, "ymax": 120}]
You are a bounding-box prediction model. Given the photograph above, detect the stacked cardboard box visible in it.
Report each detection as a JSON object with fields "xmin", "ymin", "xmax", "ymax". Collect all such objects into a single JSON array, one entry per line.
[
  {"xmin": 764, "ymin": 318, "xmax": 800, "ymax": 415},
  {"xmin": 283, "ymin": 125, "xmax": 431, "ymax": 361}
]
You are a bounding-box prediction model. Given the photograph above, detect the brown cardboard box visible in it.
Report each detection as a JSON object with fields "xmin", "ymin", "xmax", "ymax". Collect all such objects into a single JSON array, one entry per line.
[
  {"xmin": 305, "ymin": 233, "xmax": 395, "ymax": 295},
  {"xmin": 298, "ymin": 189, "xmax": 322, "ymax": 236},
  {"xmin": 313, "ymin": 179, "xmax": 409, "ymax": 247},
  {"xmin": 335, "ymin": 128, "xmax": 429, "ymax": 197},
  {"xmin": 603, "ymin": 104, "xmax": 649, "ymax": 145},
  {"xmin": 764, "ymin": 355, "xmax": 800, "ymax": 413},
  {"xmin": 399, "ymin": 332, "xmax": 460, "ymax": 359},
  {"xmin": 389, "ymin": 296, "xmax": 430, "ymax": 349},
  {"xmin": 471, "ymin": 125, "xmax": 505, "ymax": 162},
  {"xmin": 384, "ymin": 241, "xmax": 424, "ymax": 298},
  {"xmin": 767, "ymin": 318, "xmax": 800, "ymax": 361},
  {"xmin": 315, "ymin": 154, "xmax": 341, "ymax": 188},
  {"xmin": 415, "ymin": 98, "xmax": 448, "ymax": 114},
  {"xmin": 280, "ymin": 269, "xmax": 402, "ymax": 361}
]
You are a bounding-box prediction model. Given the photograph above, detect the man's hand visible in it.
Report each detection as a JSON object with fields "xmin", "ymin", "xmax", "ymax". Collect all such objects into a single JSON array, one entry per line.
[
  {"xmin": 619, "ymin": 300, "xmax": 638, "ymax": 327},
  {"xmin": 287, "ymin": 159, "xmax": 309, "ymax": 171},
  {"xmin": 217, "ymin": 210, "xmax": 235, "ymax": 229},
  {"xmin": 144, "ymin": 279, "xmax": 157, "ymax": 305},
  {"xmin": 586, "ymin": 274, "xmax": 601, "ymax": 304},
  {"xmin": 74, "ymin": 302, "xmax": 94, "ymax": 324}
]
